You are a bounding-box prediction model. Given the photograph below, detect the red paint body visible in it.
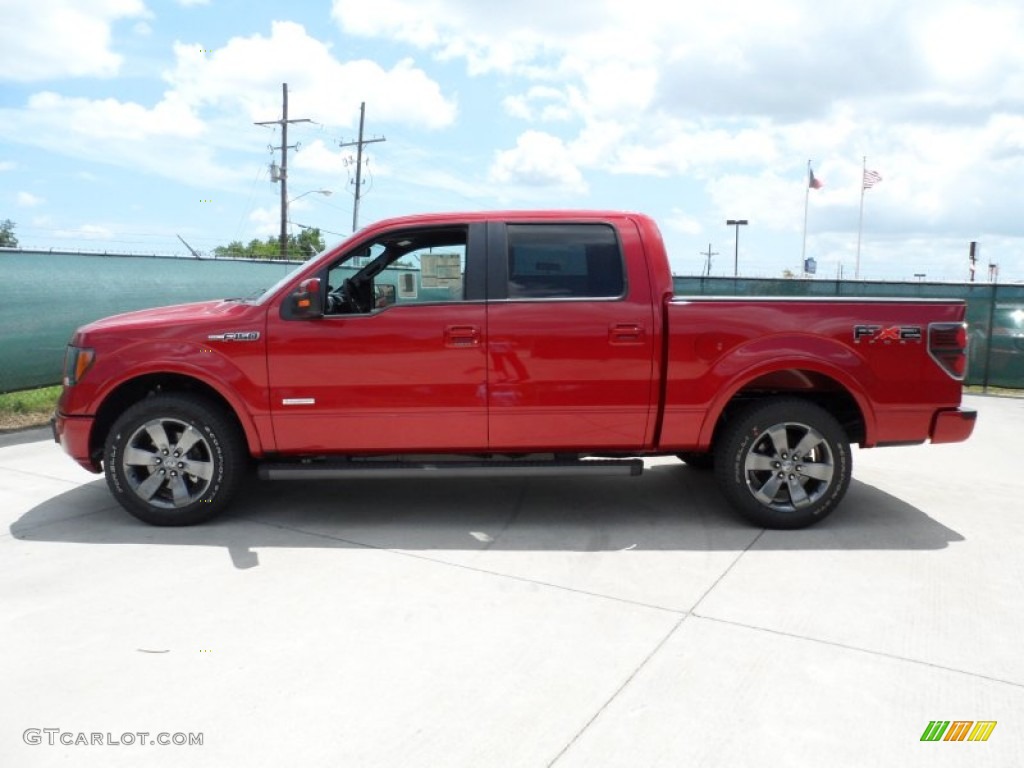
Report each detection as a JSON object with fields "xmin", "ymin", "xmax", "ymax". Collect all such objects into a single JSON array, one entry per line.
[{"xmin": 54, "ymin": 211, "xmax": 975, "ymax": 472}]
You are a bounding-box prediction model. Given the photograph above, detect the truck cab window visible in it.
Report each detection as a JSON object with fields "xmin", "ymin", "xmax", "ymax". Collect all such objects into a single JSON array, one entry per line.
[
  {"xmin": 507, "ymin": 223, "xmax": 624, "ymax": 299},
  {"xmin": 326, "ymin": 228, "xmax": 468, "ymax": 314}
]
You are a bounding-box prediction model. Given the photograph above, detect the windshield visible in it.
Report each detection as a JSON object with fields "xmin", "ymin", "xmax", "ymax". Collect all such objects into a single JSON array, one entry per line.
[{"xmin": 250, "ymin": 234, "xmax": 352, "ymax": 304}]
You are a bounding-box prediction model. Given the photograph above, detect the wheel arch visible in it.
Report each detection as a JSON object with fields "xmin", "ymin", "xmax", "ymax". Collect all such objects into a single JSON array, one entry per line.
[
  {"xmin": 699, "ymin": 362, "xmax": 875, "ymax": 451},
  {"xmin": 89, "ymin": 372, "xmax": 260, "ymax": 466}
]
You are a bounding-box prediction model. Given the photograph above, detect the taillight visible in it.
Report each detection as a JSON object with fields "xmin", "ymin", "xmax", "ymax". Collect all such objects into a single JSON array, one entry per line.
[
  {"xmin": 928, "ymin": 322, "xmax": 967, "ymax": 380},
  {"xmin": 63, "ymin": 346, "xmax": 96, "ymax": 386}
]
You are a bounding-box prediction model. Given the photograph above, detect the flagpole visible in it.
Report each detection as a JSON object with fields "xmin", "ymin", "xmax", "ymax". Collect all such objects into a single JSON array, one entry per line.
[
  {"xmin": 855, "ymin": 155, "xmax": 866, "ymax": 279},
  {"xmin": 802, "ymin": 159, "xmax": 810, "ymax": 270}
]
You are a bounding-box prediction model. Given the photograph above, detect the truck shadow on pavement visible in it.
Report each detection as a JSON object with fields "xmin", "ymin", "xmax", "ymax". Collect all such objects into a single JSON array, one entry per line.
[{"xmin": 11, "ymin": 463, "xmax": 964, "ymax": 569}]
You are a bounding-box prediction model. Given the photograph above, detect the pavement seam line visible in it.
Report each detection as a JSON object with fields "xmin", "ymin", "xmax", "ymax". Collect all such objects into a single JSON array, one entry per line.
[
  {"xmin": 689, "ymin": 528, "xmax": 766, "ymax": 613},
  {"xmin": 230, "ymin": 514, "xmax": 686, "ymax": 615},
  {"xmin": 694, "ymin": 613, "xmax": 1024, "ymax": 690},
  {"xmin": 0, "ymin": 464, "xmax": 100, "ymax": 486},
  {"xmin": 546, "ymin": 614, "xmax": 690, "ymax": 768},
  {"xmin": 544, "ymin": 529, "xmax": 766, "ymax": 766}
]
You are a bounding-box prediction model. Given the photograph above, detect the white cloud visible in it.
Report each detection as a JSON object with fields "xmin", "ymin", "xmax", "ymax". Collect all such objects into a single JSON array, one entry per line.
[
  {"xmin": 489, "ymin": 131, "xmax": 587, "ymax": 194},
  {"xmin": 0, "ymin": 0, "xmax": 148, "ymax": 81},
  {"xmin": 0, "ymin": 161, "xmax": 15, "ymax": 172},
  {"xmin": 665, "ymin": 210, "xmax": 703, "ymax": 236},
  {"xmin": 502, "ymin": 87, "xmax": 574, "ymax": 122},
  {"xmin": 26, "ymin": 91, "xmax": 205, "ymax": 141},
  {"xmin": 248, "ymin": 207, "xmax": 278, "ymax": 238},
  {"xmin": 333, "ymin": 0, "xmax": 1024, "ymax": 247},
  {"xmin": 0, "ymin": 21, "xmax": 455, "ymax": 198},
  {"xmin": 16, "ymin": 192, "xmax": 44, "ymax": 207},
  {"xmin": 165, "ymin": 22, "xmax": 456, "ymax": 129}
]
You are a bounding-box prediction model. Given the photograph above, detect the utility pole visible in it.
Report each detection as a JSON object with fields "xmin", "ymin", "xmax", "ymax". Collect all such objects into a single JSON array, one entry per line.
[
  {"xmin": 255, "ymin": 83, "xmax": 311, "ymax": 259},
  {"xmin": 700, "ymin": 243, "xmax": 718, "ymax": 277},
  {"xmin": 969, "ymin": 241, "xmax": 977, "ymax": 282},
  {"xmin": 338, "ymin": 102, "xmax": 386, "ymax": 233}
]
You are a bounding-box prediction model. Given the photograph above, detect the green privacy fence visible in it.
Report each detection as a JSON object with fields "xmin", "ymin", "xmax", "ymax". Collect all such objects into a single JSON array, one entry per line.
[
  {"xmin": 0, "ymin": 250, "xmax": 305, "ymax": 393},
  {"xmin": 673, "ymin": 276, "xmax": 1024, "ymax": 389},
  {"xmin": 2, "ymin": 250, "xmax": 1021, "ymax": 392},
  {"xmin": 0, "ymin": 249, "xmax": 428, "ymax": 393}
]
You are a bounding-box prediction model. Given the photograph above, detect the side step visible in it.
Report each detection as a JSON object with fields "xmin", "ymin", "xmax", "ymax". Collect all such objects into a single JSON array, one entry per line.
[{"xmin": 258, "ymin": 458, "xmax": 644, "ymax": 481}]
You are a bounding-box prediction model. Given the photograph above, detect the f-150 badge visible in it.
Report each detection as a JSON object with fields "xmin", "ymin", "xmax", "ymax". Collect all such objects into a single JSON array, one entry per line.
[
  {"xmin": 207, "ymin": 331, "xmax": 261, "ymax": 342},
  {"xmin": 852, "ymin": 325, "xmax": 922, "ymax": 344}
]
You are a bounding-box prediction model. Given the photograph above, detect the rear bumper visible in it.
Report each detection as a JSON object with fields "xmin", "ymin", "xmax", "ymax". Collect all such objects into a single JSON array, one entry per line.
[
  {"xmin": 52, "ymin": 411, "xmax": 101, "ymax": 473},
  {"xmin": 930, "ymin": 407, "xmax": 977, "ymax": 444}
]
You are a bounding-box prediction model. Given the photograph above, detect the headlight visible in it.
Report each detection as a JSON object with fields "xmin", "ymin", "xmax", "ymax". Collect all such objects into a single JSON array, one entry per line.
[{"xmin": 63, "ymin": 346, "xmax": 96, "ymax": 386}]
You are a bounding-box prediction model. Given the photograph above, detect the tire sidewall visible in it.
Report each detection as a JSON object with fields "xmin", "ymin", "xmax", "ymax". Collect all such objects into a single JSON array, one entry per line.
[
  {"xmin": 716, "ymin": 400, "xmax": 851, "ymax": 529},
  {"xmin": 105, "ymin": 396, "xmax": 239, "ymax": 526}
]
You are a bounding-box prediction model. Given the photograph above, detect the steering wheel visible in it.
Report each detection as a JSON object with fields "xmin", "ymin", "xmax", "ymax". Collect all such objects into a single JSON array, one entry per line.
[{"xmin": 343, "ymin": 277, "xmax": 369, "ymax": 313}]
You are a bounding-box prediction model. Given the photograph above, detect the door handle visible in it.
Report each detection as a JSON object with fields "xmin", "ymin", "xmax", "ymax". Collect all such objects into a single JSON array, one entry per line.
[
  {"xmin": 445, "ymin": 325, "xmax": 481, "ymax": 348},
  {"xmin": 609, "ymin": 323, "xmax": 645, "ymax": 345}
]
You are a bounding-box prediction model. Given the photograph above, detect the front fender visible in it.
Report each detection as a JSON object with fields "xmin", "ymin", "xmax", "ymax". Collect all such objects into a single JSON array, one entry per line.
[{"xmin": 80, "ymin": 340, "xmax": 269, "ymax": 456}]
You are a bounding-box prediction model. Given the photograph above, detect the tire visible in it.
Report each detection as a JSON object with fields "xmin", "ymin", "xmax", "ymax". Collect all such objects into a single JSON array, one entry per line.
[
  {"xmin": 677, "ymin": 452, "xmax": 714, "ymax": 471},
  {"xmin": 104, "ymin": 394, "xmax": 246, "ymax": 526},
  {"xmin": 713, "ymin": 398, "xmax": 851, "ymax": 529}
]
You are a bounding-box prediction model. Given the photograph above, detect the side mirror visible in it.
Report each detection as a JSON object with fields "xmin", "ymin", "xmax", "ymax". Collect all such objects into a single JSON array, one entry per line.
[{"xmin": 291, "ymin": 277, "xmax": 323, "ymax": 319}]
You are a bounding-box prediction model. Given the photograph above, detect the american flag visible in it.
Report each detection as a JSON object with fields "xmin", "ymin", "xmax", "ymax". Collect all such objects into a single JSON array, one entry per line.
[{"xmin": 863, "ymin": 169, "xmax": 882, "ymax": 190}]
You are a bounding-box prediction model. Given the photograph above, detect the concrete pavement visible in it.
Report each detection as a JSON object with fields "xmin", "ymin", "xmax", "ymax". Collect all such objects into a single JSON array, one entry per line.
[{"xmin": 1, "ymin": 394, "xmax": 1021, "ymax": 766}]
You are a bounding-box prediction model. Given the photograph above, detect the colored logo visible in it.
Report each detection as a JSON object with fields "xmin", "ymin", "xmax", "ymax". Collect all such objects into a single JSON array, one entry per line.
[
  {"xmin": 920, "ymin": 720, "xmax": 997, "ymax": 742},
  {"xmin": 853, "ymin": 324, "xmax": 923, "ymax": 344}
]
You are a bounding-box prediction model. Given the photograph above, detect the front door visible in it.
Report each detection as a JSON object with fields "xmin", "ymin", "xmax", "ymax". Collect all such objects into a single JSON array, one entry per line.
[{"xmin": 266, "ymin": 224, "xmax": 488, "ymax": 454}]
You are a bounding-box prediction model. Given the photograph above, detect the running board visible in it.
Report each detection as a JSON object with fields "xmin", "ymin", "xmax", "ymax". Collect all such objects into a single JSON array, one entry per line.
[{"xmin": 258, "ymin": 458, "xmax": 644, "ymax": 481}]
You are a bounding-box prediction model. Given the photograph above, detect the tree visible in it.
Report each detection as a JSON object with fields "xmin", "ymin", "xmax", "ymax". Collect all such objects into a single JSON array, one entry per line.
[
  {"xmin": 212, "ymin": 228, "xmax": 325, "ymax": 260},
  {"xmin": 0, "ymin": 219, "xmax": 18, "ymax": 247}
]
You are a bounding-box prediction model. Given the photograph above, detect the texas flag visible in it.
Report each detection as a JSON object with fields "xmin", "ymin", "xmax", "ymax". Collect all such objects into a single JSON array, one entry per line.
[{"xmin": 809, "ymin": 168, "xmax": 824, "ymax": 189}]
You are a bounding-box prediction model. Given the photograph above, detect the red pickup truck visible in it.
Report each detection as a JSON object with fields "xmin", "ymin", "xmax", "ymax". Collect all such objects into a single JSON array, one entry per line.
[{"xmin": 54, "ymin": 210, "xmax": 975, "ymax": 529}]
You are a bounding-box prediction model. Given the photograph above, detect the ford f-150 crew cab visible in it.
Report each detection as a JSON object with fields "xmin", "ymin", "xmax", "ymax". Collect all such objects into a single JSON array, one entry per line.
[{"xmin": 53, "ymin": 210, "xmax": 976, "ymax": 529}]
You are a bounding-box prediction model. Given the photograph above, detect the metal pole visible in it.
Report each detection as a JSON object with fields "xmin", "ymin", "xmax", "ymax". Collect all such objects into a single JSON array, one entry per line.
[
  {"xmin": 980, "ymin": 281, "xmax": 998, "ymax": 392},
  {"xmin": 855, "ymin": 155, "xmax": 865, "ymax": 279},
  {"xmin": 352, "ymin": 102, "xmax": 365, "ymax": 232},
  {"xmin": 734, "ymin": 225, "xmax": 739, "ymax": 277},
  {"xmin": 726, "ymin": 219, "xmax": 747, "ymax": 277},
  {"xmin": 279, "ymin": 84, "xmax": 289, "ymax": 260},
  {"xmin": 802, "ymin": 159, "xmax": 810, "ymax": 267}
]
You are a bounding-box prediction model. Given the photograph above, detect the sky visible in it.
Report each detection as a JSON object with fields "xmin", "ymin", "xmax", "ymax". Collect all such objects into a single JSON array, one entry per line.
[{"xmin": 1, "ymin": 0, "xmax": 1023, "ymax": 282}]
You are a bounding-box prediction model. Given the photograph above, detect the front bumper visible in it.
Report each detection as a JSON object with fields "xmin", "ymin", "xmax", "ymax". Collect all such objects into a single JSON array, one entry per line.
[
  {"xmin": 52, "ymin": 411, "xmax": 101, "ymax": 473},
  {"xmin": 930, "ymin": 407, "xmax": 977, "ymax": 444}
]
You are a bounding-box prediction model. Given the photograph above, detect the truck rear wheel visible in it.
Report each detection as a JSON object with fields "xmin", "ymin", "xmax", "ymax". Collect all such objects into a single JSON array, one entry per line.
[
  {"xmin": 714, "ymin": 398, "xmax": 851, "ymax": 529},
  {"xmin": 104, "ymin": 394, "xmax": 245, "ymax": 526}
]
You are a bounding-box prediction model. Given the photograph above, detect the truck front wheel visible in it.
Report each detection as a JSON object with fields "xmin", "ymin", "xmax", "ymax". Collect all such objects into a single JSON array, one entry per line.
[
  {"xmin": 104, "ymin": 394, "xmax": 245, "ymax": 526},
  {"xmin": 714, "ymin": 399, "xmax": 851, "ymax": 529}
]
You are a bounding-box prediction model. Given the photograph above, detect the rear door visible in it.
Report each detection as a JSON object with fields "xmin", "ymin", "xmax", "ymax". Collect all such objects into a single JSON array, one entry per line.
[{"xmin": 485, "ymin": 218, "xmax": 657, "ymax": 451}]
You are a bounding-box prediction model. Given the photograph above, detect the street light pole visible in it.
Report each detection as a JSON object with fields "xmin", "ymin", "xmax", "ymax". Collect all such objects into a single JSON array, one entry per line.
[
  {"xmin": 726, "ymin": 219, "xmax": 748, "ymax": 277},
  {"xmin": 284, "ymin": 189, "xmax": 332, "ymax": 259}
]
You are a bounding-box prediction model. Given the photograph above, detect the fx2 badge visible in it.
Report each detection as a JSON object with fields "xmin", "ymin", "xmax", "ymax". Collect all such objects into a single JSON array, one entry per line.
[{"xmin": 852, "ymin": 325, "xmax": 923, "ymax": 344}]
